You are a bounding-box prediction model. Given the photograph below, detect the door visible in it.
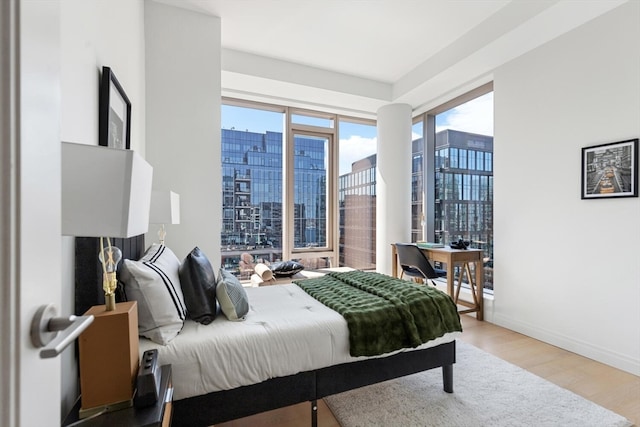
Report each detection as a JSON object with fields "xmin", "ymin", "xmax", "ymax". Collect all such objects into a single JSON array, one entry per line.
[{"xmin": 1, "ymin": 1, "xmax": 62, "ymax": 426}]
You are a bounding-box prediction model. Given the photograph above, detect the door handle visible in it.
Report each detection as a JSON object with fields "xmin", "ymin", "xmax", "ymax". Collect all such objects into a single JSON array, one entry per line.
[{"xmin": 30, "ymin": 304, "xmax": 94, "ymax": 359}]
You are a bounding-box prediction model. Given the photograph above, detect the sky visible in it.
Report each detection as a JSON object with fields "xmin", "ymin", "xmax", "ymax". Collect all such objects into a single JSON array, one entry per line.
[{"xmin": 222, "ymin": 91, "xmax": 494, "ymax": 175}]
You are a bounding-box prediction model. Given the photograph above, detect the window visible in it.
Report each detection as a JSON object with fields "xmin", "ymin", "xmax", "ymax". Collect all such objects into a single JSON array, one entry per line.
[
  {"xmin": 414, "ymin": 87, "xmax": 494, "ymax": 291},
  {"xmin": 222, "ymin": 101, "xmax": 359, "ymax": 276},
  {"xmin": 220, "ymin": 102, "xmax": 285, "ymax": 278},
  {"xmin": 434, "ymin": 91, "xmax": 494, "ymax": 291},
  {"xmin": 292, "ymin": 133, "xmax": 329, "ymax": 250},
  {"xmin": 338, "ymin": 118, "xmax": 377, "ymax": 270},
  {"xmin": 411, "ymin": 120, "xmax": 424, "ymax": 242}
]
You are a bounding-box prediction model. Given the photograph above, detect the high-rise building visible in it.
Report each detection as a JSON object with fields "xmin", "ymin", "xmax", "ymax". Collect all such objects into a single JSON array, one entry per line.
[
  {"xmin": 220, "ymin": 128, "xmax": 326, "ymax": 273},
  {"xmin": 337, "ymin": 129, "xmax": 494, "ymax": 288},
  {"xmin": 338, "ymin": 154, "xmax": 377, "ymax": 270},
  {"xmin": 222, "ymin": 128, "xmax": 493, "ymax": 288},
  {"xmin": 434, "ymin": 129, "xmax": 493, "ymax": 289}
]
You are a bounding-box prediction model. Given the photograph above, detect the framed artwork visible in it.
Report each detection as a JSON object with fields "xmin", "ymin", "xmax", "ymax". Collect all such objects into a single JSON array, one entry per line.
[
  {"xmin": 581, "ymin": 138, "xmax": 638, "ymax": 199},
  {"xmin": 99, "ymin": 66, "xmax": 131, "ymax": 149}
]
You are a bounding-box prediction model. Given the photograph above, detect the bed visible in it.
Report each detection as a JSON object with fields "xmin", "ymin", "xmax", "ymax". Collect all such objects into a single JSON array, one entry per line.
[{"xmin": 75, "ymin": 236, "xmax": 462, "ymax": 427}]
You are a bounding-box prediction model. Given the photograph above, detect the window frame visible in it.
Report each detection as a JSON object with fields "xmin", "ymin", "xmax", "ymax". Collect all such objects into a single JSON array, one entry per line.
[{"xmin": 285, "ymin": 120, "xmax": 338, "ymax": 264}]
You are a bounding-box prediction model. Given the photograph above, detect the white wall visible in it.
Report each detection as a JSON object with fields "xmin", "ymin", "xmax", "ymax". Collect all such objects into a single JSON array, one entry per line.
[
  {"xmin": 493, "ymin": 1, "xmax": 640, "ymax": 375},
  {"xmin": 144, "ymin": 1, "xmax": 221, "ymax": 262},
  {"xmin": 59, "ymin": 0, "xmax": 146, "ymax": 416}
]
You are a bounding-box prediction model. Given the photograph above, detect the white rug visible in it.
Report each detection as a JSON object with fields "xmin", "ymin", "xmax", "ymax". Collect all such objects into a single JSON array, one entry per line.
[{"xmin": 324, "ymin": 341, "xmax": 633, "ymax": 427}]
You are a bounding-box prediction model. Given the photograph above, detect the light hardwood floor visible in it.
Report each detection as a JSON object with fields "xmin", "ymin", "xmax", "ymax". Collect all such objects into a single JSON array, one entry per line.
[{"xmin": 215, "ymin": 314, "xmax": 639, "ymax": 427}]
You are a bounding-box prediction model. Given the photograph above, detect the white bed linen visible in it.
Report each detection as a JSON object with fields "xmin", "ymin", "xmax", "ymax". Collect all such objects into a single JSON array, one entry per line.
[{"xmin": 139, "ymin": 283, "xmax": 460, "ymax": 400}]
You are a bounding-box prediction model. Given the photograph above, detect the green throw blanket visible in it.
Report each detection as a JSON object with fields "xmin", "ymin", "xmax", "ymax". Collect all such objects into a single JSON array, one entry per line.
[{"xmin": 294, "ymin": 271, "xmax": 462, "ymax": 357}]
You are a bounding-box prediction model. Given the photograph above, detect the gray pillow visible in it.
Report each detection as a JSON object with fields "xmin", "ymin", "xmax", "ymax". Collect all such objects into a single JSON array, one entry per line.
[
  {"xmin": 120, "ymin": 244, "xmax": 187, "ymax": 344},
  {"xmin": 216, "ymin": 269, "xmax": 249, "ymax": 321}
]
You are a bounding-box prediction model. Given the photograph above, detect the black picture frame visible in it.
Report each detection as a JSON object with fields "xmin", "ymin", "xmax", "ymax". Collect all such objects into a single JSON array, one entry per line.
[
  {"xmin": 581, "ymin": 138, "xmax": 638, "ymax": 199},
  {"xmin": 99, "ymin": 66, "xmax": 131, "ymax": 149}
]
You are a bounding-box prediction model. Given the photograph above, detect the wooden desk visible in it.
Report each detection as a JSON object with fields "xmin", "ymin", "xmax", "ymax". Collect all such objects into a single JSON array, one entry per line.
[{"xmin": 391, "ymin": 244, "xmax": 484, "ymax": 321}]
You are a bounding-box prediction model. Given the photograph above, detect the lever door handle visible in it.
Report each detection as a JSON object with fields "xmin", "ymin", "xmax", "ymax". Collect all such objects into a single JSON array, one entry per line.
[{"xmin": 30, "ymin": 304, "xmax": 94, "ymax": 359}]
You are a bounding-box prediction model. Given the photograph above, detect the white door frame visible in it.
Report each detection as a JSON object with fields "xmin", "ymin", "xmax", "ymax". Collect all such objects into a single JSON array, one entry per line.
[{"xmin": 1, "ymin": 1, "xmax": 63, "ymax": 426}]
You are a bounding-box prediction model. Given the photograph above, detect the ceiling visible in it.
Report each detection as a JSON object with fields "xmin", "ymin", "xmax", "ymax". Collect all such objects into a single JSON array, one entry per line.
[{"xmin": 154, "ymin": 0, "xmax": 627, "ymax": 117}]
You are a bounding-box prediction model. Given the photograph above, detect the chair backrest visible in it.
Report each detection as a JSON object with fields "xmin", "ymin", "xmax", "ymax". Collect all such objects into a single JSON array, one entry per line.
[{"xmin": 394, "ymin": 243, "xmax": 439, "ymax": 279}]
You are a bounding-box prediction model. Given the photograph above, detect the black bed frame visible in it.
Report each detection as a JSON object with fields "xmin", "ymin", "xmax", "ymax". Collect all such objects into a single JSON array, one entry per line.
[
  {"xmin": 172, "ymin": 342, "xmax": 455, "ymax": 427},
  {"xmin": 75, "ymin": 235, "xmax": 456, "ymax": 427}
]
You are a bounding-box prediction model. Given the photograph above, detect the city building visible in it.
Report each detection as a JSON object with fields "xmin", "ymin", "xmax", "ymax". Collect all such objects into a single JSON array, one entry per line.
[
  {"xmin": 337, "ymin": 129, "xmax": 494, "ymax": 288},
  {"xmin": 220, "ymin": 128, "xmax": 327, "ymax": 273}
]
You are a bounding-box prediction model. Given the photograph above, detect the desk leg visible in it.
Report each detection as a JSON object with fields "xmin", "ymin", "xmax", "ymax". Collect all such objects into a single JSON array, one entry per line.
[
  {"xmin": 453, "ymin": 261, "xmax": 484, "ymax": 321},
  {"xmin": 475, "ymin": 260, "xmax": 483, "ymax": 321},
  {"xmin": 447, "ymin": 267, "xmax": 454, "ymax": 301},
  {"xmin": 391, "ymin": 247, "xmax": 398, "ymax": 278},
  {"xmin": 464, "ymin": 263, "xmax": 478, "ymax": 306}
]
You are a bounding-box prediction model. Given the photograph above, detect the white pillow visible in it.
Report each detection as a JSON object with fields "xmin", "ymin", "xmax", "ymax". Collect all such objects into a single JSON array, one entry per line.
[
  {"xmin": 216, "ymin": 269, "xmax": 249, "ymax": 321},
  {"xmin": 120, "ymin": 244, "xmax": 187, "ymax": 344}
]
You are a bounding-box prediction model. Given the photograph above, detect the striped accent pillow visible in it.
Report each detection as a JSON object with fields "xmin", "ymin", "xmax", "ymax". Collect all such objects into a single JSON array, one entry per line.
[{"xmin": 120, "ymin": 244, "xmax": 187, "ymax": 344}]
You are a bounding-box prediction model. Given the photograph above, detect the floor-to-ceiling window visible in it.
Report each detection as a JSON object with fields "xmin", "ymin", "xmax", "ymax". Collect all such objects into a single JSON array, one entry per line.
[
  {"xmin": 220, "ymin": 101, "xmax": 285, "ymax": 278},
  {"xmin": 287, "ymin": 110, "xmax": 337, "ymax": 269},
  {"xmin": 416, "ymin": 86, "xmax": 494, "ymax": 291},
  {"xmin": 411, "ymin": 120, "xmax": 424, "ymax": 242},
  {"xmin": 338, "ymin": 118, "xmax": 377, "ymax": 270},
  {"xmin": 221, "ymin": 100, "xmax": 373, "ymax": 276}
]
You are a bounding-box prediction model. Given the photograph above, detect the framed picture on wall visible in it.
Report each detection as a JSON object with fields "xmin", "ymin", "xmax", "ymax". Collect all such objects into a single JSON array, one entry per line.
[
  {"xmin": 99, "ymin": 66, "xmax": 131, "ymax": 149},
  {"xmin": 581, "ymin": 138, "xmax": 638, "ymax": 199}
]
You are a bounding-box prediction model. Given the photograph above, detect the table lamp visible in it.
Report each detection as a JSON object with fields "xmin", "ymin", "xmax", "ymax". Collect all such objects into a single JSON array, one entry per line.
[
  {"xmin": 149, "ymin": 190, "xmax": 180, "ymax": 245},
  {"xmin": 61, "ymin": 141, "xmax": 153, "ymax": 417}
]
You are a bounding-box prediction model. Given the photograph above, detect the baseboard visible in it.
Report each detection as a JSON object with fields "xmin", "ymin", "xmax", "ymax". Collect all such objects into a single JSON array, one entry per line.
[{"xmin": 492, "ymin": 314, "xmax": 640, "ymax": 376}]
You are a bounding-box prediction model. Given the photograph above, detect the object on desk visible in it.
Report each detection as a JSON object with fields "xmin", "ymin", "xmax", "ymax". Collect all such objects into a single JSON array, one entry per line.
[
  {"xmin": 450, "ymin": 239, "xmax": 470, "ymax": 250},
  {"xmin": 416, "ymin": 241, "xmax": 445, "ymax": 249}
]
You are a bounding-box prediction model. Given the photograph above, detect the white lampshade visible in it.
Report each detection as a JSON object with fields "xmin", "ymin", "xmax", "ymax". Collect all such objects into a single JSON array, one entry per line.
[
  {"xmin": 149, "ymin": 190, "xmax": 180, "ymax": 225},
  {"xmin": 61, "ymin": 142, "xmax": 153, "ymax": 237}
]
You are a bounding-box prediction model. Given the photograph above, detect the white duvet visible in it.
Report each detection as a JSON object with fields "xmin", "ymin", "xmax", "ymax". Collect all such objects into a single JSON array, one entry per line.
[{"xmin": 138, "ymin": 283, "xmax": 460, "ymax": 400}]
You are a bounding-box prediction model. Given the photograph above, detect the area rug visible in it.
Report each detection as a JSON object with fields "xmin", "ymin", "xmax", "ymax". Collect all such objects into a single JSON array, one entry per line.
[{"xmin": 324, "ymin": 341, "xmax": 633, "ymax": 427}]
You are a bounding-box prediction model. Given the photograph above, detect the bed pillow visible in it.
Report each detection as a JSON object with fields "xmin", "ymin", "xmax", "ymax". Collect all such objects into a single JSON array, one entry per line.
[
  {"xmin": 216, "ymin": 269, "xmax": 249, "ymax": 321},
  {"xmin": 179, "ymin": 247, "xmax": 218, "ymax": 325},
  {"xmin": 120, "ymin": 244, "xmax": 187, "ymax": 344},
  {"xmin": 270, "ymin": 260, "xmax": 305, "ymax": 277}
]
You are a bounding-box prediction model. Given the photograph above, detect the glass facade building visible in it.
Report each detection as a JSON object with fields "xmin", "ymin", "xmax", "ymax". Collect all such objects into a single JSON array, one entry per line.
[
  {"xmin": 337, "ymin": 129, "xmax": 494, "ymax": 288},
  {"xmin": 338, "ymin": 154, "xmax": 377, "ymax": 270},
  {"xmin": 221, "ymin": 128, "xmax": 326, "ymax": 273},
  {"xmin": 222, "ymin": 127, "xmax": 493, "ymax": 288},
  {"xmin": 434, "ymin": 129, "xmax": 494, "ymax": 290}
]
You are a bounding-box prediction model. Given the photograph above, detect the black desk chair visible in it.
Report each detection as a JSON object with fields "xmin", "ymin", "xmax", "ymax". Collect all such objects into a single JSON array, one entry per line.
[{"xmin": 395, "ymin": 243, "xmax": 447, "ymax": 286}]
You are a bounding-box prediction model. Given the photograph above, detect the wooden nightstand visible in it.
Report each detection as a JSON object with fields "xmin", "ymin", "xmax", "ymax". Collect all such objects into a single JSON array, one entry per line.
[{"xmin": 63, "ymin": 365, "xmax": 173, "ymax": 427}]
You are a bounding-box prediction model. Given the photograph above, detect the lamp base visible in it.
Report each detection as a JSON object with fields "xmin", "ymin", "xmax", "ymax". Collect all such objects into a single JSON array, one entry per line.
[
  {"xmin": 79, "ymin": 397, "xmax": 133, "ymax": 419},
  {"xmin": 105, "ymin": 293, "xmax": 116, "ymax": 311},
  {"xmin": 79, "ymin": 301, "xmax": 139, "ymax": 416}
]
